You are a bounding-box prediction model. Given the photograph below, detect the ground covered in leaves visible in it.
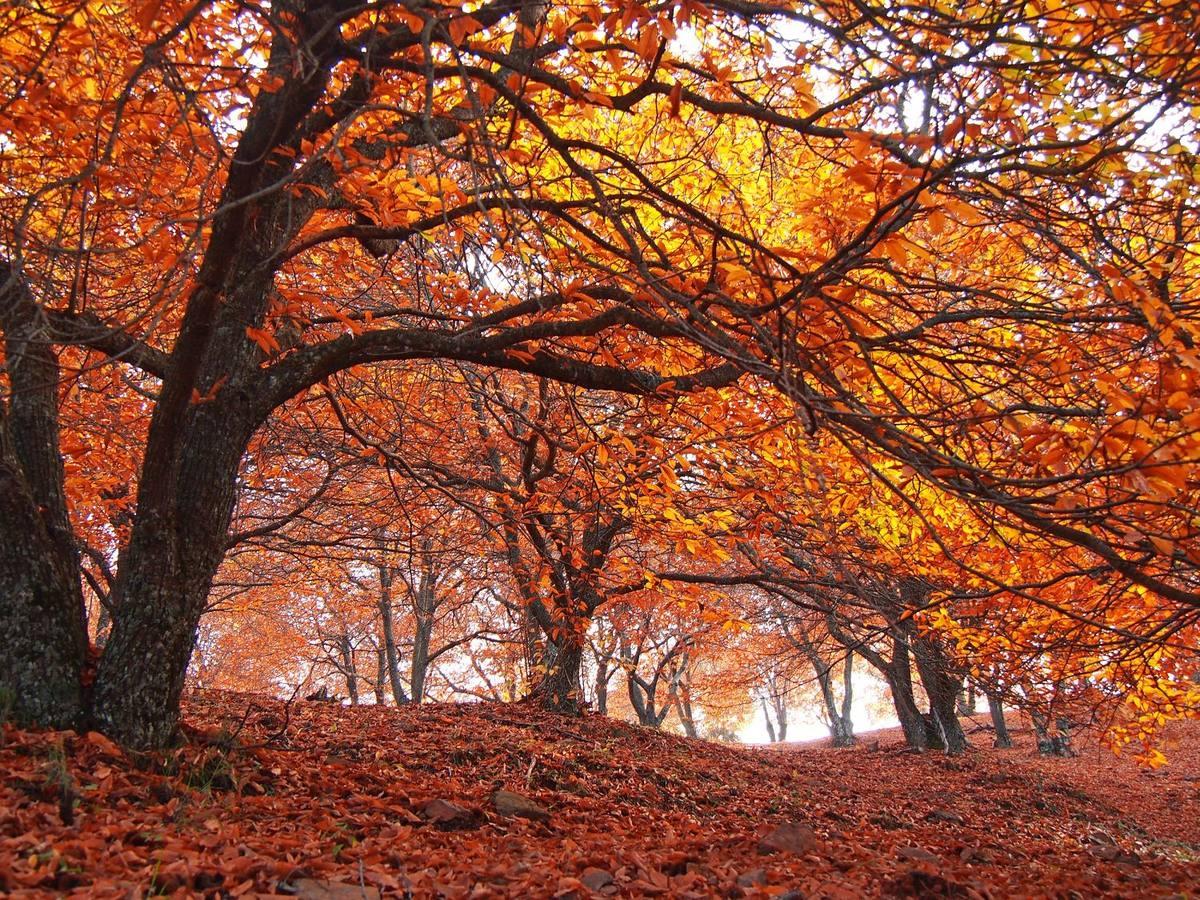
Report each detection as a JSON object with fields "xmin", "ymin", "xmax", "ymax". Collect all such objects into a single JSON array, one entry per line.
[{"xmin": 2, "ymin": 692, "xmax": 1198, "ymax": 898}]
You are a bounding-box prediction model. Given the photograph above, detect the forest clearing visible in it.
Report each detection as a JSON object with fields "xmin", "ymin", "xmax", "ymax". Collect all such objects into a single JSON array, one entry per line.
[{"xmin": 2, "ymin": 692, "xmax": 1199, "ymax": 897}]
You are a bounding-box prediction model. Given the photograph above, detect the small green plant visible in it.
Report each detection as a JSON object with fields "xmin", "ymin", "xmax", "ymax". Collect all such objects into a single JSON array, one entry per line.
[{"xmin": 43, "ymin": 738, "xmax": 77, "ymax": 825}]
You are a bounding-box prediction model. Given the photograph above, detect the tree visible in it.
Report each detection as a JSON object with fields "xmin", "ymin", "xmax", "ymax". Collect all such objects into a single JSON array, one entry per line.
[
  {"xmin": 4, "ymin": 0, "xmax": 1200, "ymax": 756},
  {"xmin": 0, "ymin": 0, "xmax": 740, "ymax": 745}
]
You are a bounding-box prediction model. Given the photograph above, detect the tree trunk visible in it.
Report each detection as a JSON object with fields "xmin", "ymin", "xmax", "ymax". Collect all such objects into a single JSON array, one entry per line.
[
  {"xmin": 957, "ymin": 682, "xmax": 977, "ymax": 716},
  {"xmin": 530, "ymin": 636, "xmax": 583, "ymax": 713},
  {"xmin": 0, "ymin": 420, "xmax": 87, "ymax": 728},
  {"xmin": 832, "ymin": 653, "xmax": 855, "ymax": 747},
  {"xmin": 883, "ymin": 636, "xmax": 929, "ymax": 751},
  {"xmin": 411, "ymin": 614, "xmax": 432, "ymax": 703},
  {"xmin": 1032, "ymin": 712, "xmax": 1074, "ymax": 756},
  {"xmin": 810, "ymin": 648, "xmax": 854, "ymax": 747},
  {"xmin": 987, "ymin": 692, "xmax": 1012, "ymax": 748},
  {"xmin": 377, "ymin": 568, "xmax": 410, "ymax": 705},
  {"xmin": 674, "ymin": 691, "xmax": 698, "ymax": 738},
  {"xmin": 912, "ymin": 635, "xmax": 968, "ymax": 756},
  {"xmin": 375, "ymin": 643, "xmax": 388, "ymax": 704},
  {"xmin": 338, "ymin": 632, "xmax": 359, "ymax": 705},
  {"xmin": 0, "ymin": 265, "xmax": 89, "ymax": 728},
  {"xmin": 91, "ymin": 405, "xmax": 253, "ymax": 748},
  {"xmin": 761, "ymin": 698, "xmax": 777, "ymax": 742},
  {"xmin": 593, "ymin": 657, "xmax": 610, "ymax": 715},
  {"xmin": 773, "ymin": 693, "xmax": 787, "ymax": 742},
  {"xmin": 410, "ymin": 574, "xmax": 435, "ymax": 702}
]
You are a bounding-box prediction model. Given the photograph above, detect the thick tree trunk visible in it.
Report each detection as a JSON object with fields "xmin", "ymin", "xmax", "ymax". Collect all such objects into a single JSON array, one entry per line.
[
  {"xmin": 0, "ymin": 265, "xmax": 89, "ymax": 728},
  {"xmin": 882, "ymin": 637, "xmax": 929, "ymax": 751},
  {"xmin": 530, "ymin": 636, "xmax": 584, "ymax": 713},
  {"xmin": 912, "ymin": 635, "xmax": 968, "ymax": 756},
  {"xmin": 92, "ymin": 398, "xmax": 254, "ymax": 747},
  {"xmin": 0, "ymin": 422, "xmax": 86, "ymax": 728},
  {"xmin": 987, "ymin": 691, "xmax": 1012, "ymax": 749}
]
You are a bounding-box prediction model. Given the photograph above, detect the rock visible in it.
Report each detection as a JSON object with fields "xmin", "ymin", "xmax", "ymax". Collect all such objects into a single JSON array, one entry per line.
[
  {"xmin": 287, "ymin": 879, "xmax": 382, "ymax": 899},
  {"xmin": 580, "ymin": 867, "xmax": 615, "ymax": 891},
  {"xmin": 926, "ymin": 809, "xmax": 964, "ymax": 825},
  {"xmin": 758, "ymin": 822, "xmax": 818, "ymax": 855},
  {"xmin": 736, "ymin": 868, "xmax": 768, "ymax": 887},
  {"xmin": 959, "ymin": 846, "xmax": 995, "ymax": 864},
  {"xmin": 1089, "ymin": 844, "xmax": 1141, "ymax": 865},
  {"xmin": 897, "ymin": 846, "xmax": 940, "ymax": 865},
  {"xmin": 421, "ymin": 798, "xmax": 479, "ymax": 829},
  {"xmin": 492, "ymin": 788, "xmax": 551, "ymax": 822},
  {"xmin": 870, "ymin": 812, "xmax": 904, "ymax": 830}
]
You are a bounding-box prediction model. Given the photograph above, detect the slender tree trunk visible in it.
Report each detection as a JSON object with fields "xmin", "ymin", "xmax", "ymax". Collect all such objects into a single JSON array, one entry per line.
[
  {"xmin": 0, "ymin": 265, "xmax": 89, "ymax": 728},
  {"xmin": 411, "ymin": 614, "xmax": 432, "ymax": 702},
  {"xmin": 593, "ymin": 656, "xmax": 610, "ymax": 715},
  {"xmin": 338, "ymin": 633, "xmax": 359, "ymax": 705},
  {"xmin": 987, "ymin": 691, "xmax": 1012, "ymax": 748},
  {"xmin": 674, "ymin": 690, "xmax": 698, "ymax": 738},
  {"xmin": 832, "ymin": 653, "xmax": 856, "ymax": 747},
  {"xmin": 773, "ymin": 693, "xmax": 787, "ymax": 741},
  {"xmin": 627, "ymin": 675, "xmax": 665, "ymax": 727},
  {"xmin": 760, "ymin": 697, "xmax": 778, "ymax": 743},
  {"xmin": 671, "ymin": 662, "xmax": 698, "ymax": 738},
  {"xmin": 375, "ymin": 643, "xmax": 388, "ymax": 704},
  {"xmin": 958, "ymin": 681, "xmax": 977, "ymax": 716},
  {"xmin": 377, "ymin": 568, "xmax": 410, "ymax": 705},
  {"xmin": 811, "ymin": 649, "xmax": 854, "ymax": 747}
]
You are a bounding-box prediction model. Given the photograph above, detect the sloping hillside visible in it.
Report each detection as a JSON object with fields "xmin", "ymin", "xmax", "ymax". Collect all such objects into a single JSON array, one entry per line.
[{"xmin": 2, "ymin": 692, "xmax": 1197, "ymax": 897}]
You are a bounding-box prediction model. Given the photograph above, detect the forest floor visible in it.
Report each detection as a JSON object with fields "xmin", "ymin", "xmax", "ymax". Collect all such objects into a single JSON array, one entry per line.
[{"xmin": 2, "ymin": 691, "xmax": 1198, "ymax": 898}]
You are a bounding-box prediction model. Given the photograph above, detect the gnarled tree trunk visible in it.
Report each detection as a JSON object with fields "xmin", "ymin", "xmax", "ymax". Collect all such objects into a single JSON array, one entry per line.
[{"xmin": 0, "ymin": 265, "xmax": 89, "ymax": 729}]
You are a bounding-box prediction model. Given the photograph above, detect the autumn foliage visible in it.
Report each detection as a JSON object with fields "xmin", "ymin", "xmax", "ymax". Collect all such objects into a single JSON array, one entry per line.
[{"xmin": 1, "ymin": 692, "xmax": 1199, "ymax": 896}]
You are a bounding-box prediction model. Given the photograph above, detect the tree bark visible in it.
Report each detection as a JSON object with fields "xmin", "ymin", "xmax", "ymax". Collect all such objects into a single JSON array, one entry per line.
[
  {"xmin": 91, "ymin": 403, "xmax": 254, "ymax": 747},
  {"xmin": 882, "ymin": 636, "xmax": 929, "ymax": 752},
  {"xmin": 1032, "ymin": 712, "xmax": 1075, "ymax": 756},
  {"xmin": 530, "ymin": 635, "xmax": 584, "ymax": 713},
  {"xmin": 377, "ymin": 568, "xmax": 411, "ymax": 705},
  {"xmin": 410, "ymin": 570, "xmax": 435, "ymax": 702},
  {"xmin": 761, "ymin": 698, "xmax": 777, "ymax": 743},
  {"xmin": 375, "ymin": 642, "xmax": 388, "ymax": 704},
  {"xmin": 338, "ymin": 632, "xmax": 359, "ymax": 705},
  {"xmin": 987, "ymin": 691, "xmax": 1013, "ymax": 748},
  {"xmin": 957, "ymin": 681, "xmax": 977, "ymax": 716},
  {"xmin": 593, "ymin": 655, "xmax": 611, "ymax": 715},
  {"xmin": 911, "ymin": 634, "xmax": 968, "ymax": 755},
  {"xmin": 0, "ymin": 264, "xmax": 89, "ymax": 728}
]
